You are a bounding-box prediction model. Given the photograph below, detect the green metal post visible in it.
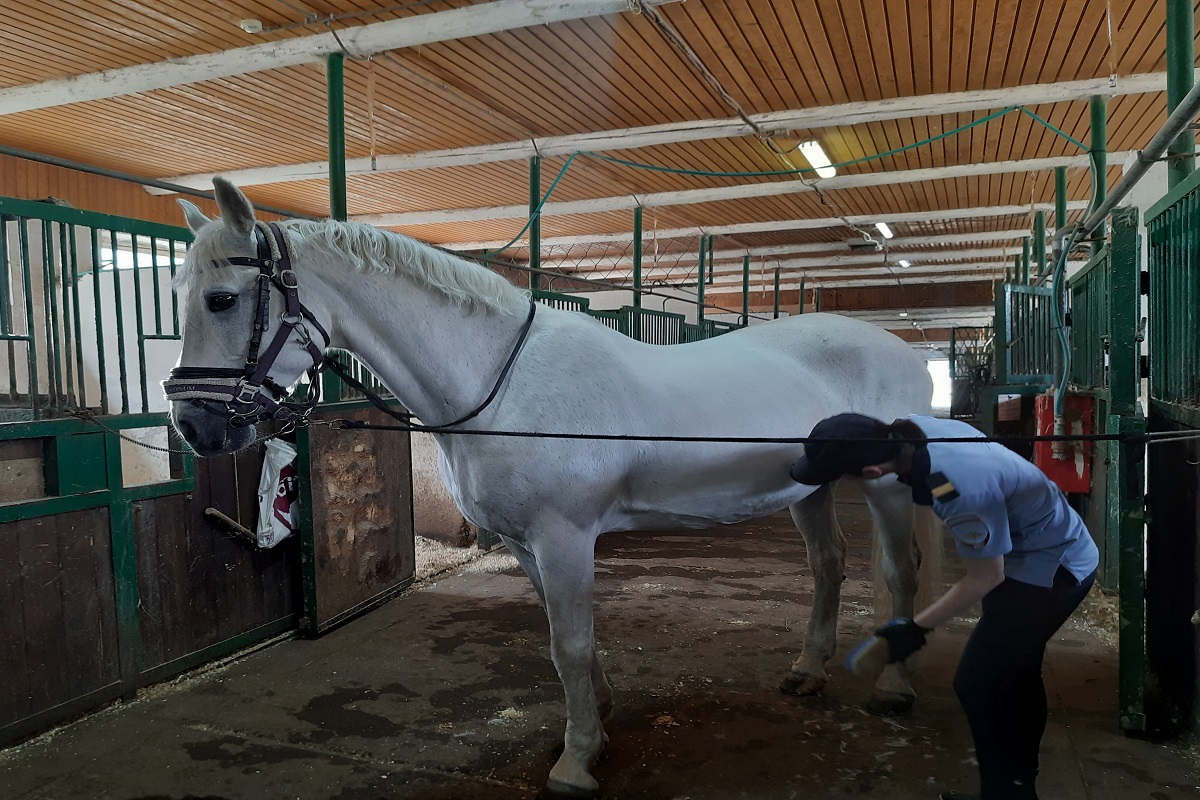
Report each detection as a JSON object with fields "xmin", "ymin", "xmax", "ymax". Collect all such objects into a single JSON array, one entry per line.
[
  {"xmin": 993, "ymin": 280, "xmax": 1009, "ymax": 385},
  {"xmin": 1167, "ymin": 0, "xmax": 1196, "ymax": 187},
  {"xmin": 632, "ymin": 206, "xmax": 643, "ymax": 309},
  {"xmin": 707, "ymin": 237, "xmax": 715, "ymax": 285},
  {"xmin": 696, "ymin": 235, "xmax": 706, "ymax": 322},
  {"xmin": 326, "ymin": 53, "xmax": 347, "ymax": 221},
  {"xmin": 1055, "ymin": 166, "xmax": 1069, "ymax": 232},
  {"xmin": 949, "ymin": 328, "xmax": 959, "ymax": 381},
  {"xmin": 1108, "ymin": 207, "xmax": 1140, "ymax": 416},
  {"xmin": 1090, "ymin": 95, "xmax": 1107, "ymax": 254},
  {"xmin": 1021, "ymin": 236, "xmax": 1030, "ymax": 283},
  {"xmin": 797, "ymin": 276, "xmax": 805, "ymax": 314},
  {"xmin": 741, "ymin": 255, "xmax": 750, "ymax": 326},
  {"xmin": 1033, "ymin": 211, "xmax": 1046, "ymax": 278},
  {"xmin": 773, "ymin": 266, "xmax": 780, "ymax": 319},
  {"xmin": 814, "ymin": 287, "xmax": 823, "ymax": 312},
  {"xmin": 1112, "ymin": 411, "xmax": 1147, "ymax": 732},
  {"xmin": 529, "ymin": 156, "xmax": 542, "ymax": 291}
]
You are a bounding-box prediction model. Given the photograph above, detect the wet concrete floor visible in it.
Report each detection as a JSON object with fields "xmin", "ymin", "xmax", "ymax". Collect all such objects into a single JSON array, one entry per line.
[{"xmin": 1, "ymin": 488, "xmax": 1196, "ymax": 799}]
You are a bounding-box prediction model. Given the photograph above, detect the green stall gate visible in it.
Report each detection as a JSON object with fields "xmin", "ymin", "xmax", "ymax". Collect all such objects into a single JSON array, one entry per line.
[{"xmin": 1065, "ymin": 206, "xmax": 1147, "ymax": 732}]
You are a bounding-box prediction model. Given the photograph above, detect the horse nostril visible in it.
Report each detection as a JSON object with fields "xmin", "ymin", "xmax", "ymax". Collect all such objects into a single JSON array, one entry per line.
[{"xmin": 175, "ymin": 416, "xmax": 198, "ymax": 443}]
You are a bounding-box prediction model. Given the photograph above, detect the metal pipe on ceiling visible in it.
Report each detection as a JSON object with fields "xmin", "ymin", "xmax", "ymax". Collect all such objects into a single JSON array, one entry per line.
[
  {"xmin": 1077, "ymin": 79, "xmax": 1200, "ymax": 238},
  {"xmin": 0, "ymin": 144, "xmax": 316, "ymax": 221}
]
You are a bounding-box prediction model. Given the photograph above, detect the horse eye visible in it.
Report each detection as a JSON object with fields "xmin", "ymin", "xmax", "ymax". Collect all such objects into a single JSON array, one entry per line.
[{"xmin": 207, "ymin": 293, "xmax": 237, "ymax": 312}]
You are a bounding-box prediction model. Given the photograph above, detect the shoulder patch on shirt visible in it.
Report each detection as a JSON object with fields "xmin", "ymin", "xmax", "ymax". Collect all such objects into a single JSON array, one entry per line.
[
  {"xmin": 926, "ymin": 470, "xmax": 960, "ymax": 502},
  {"xmin": 946, "ymin": 513, "xmax": 991, "ymax": 549}
]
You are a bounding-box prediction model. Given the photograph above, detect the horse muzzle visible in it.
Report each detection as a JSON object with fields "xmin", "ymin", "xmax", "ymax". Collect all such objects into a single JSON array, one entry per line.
[{"xmin": 171, "ymin": 399, "xmax": 256, "ymax": 456}]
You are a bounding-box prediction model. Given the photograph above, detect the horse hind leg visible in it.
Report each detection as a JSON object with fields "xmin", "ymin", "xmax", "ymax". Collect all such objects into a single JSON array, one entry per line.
[
  {"xmin": 501, "ymin": 535, "xmax": 614, "ymax": 722},
  {"xmin": 861, "ymin": 477, "xmax": 920, "ymax": 717},
  {"xmin": 781, "ymin": 483, "xmax": 845, "ymax": 697}
]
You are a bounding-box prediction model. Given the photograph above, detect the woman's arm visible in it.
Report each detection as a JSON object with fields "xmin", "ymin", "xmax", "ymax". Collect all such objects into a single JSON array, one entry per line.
[{"xmin": 913, "ymin": 555, "xmax": 1005, "ymax": 630}]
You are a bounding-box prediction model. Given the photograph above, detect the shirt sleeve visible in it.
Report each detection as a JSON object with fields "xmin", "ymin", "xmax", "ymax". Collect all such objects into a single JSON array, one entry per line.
[{"xmin": 937, "ymin": 496, "xmax": 1012, "ymax": 561}]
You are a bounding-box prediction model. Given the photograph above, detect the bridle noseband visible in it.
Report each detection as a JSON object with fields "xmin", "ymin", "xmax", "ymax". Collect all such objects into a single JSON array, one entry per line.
[{"xmin": 163, "ymin": 221, "xmax": 330, "ymax": 428}]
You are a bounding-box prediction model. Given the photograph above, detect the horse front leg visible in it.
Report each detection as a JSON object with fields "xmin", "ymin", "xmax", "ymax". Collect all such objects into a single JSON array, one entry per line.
[
  {"xmin": 528, "ymin": 527, "xmax": 606, "ymax": 799},
  {"xmin": 500, "ymin": 534, "xmax": 614, "ymax": 721},
  {"xmin": 781, "ymin": 483, "xmax": 845, "ymax": 696},
  {"xmin": 861, "ymin": 477, "xmax": 920, "ymax": 716}
]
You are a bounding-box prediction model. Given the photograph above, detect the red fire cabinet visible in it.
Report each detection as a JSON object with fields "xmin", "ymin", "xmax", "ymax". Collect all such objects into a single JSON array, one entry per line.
[{"xmin": 1032, "ymin": 393, "xmax": 1093, "ymax": 494}]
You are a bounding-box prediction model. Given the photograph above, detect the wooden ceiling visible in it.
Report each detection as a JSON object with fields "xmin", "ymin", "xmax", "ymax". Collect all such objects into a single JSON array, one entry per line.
[{"xmin": 0, "ymin": 0, "xmax": 1190, "ymax": 339}]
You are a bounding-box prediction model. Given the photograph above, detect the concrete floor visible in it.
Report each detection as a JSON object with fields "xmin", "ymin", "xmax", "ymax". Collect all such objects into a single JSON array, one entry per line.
[{"xmin": 1, "ymin": 488, "xmax": 1196, "ymax": 800}]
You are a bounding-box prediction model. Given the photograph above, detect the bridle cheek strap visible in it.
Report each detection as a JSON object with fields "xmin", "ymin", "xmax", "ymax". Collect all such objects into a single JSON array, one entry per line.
[{"xmin": 163, "ymin": 221, "xmax": 329, "ymax": 427}]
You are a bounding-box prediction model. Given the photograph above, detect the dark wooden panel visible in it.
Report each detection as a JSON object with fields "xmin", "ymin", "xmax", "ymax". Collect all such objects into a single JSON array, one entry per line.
[
  {"xmin": 0, "ymin": 507, "xmax": 116, "ymax": 730},
  {"xmin": 58, "ymin": 510, "xmax": 119, "ymax": 698},
  {"xmin": 18, "ymin": 513, "xmax": 68, "ymax": 712},
  {"xmin": 0, "ymin": 519, "xmax": 32, "ymax": 725},
  {"xmin": 134, "ymin": 453, "xmax": 301, "ymax": 671},
  {"xmin": 306, "ymin": 406, "xmax": 416, "ymax": 631}
]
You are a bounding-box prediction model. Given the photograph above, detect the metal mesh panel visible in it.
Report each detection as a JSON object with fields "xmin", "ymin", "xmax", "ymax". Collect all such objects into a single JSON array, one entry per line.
[
  {"xmin": 1001, "ymin": 283, "xmax": 1055, "ymax": 384},
  {"xmin": 1148, "ymin": 183, "xmax": 1200, "ymax": 409}
]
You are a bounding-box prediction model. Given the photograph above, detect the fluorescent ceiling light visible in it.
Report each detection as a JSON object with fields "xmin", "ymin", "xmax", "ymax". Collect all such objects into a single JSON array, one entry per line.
[
  {"xmin": 798, "ymin": 140, "xmax": 836, "ymax": 179},
  {"xmin": 875, "ymin": 222, "xmax": 894, "ymax": 239},
  {"xmin": 898, "ymin": 310, "xmax": 909, "ymax": 317},
  {"xmin": 898, "ymin": 259, "xmax": 911, "ymax": 268}
]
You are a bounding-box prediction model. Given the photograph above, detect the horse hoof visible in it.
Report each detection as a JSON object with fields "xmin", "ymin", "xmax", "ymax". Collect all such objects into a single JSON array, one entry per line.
[
  {"xmin": 866, "ymin": 690, "xmax": 915, "ymax": 717},
  {"xmin": 779, "ymin": 671, "xmax": 826, "ymax": 696},
  {"xmin": 538, "ymin": 780, "xmax": 603, "ymax": 799}
]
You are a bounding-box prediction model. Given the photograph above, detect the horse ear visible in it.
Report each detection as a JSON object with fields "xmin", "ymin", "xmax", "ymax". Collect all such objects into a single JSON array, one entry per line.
[
  {"xmin": 212, "ymin": 177, "xmax": 256, "ymax": 236},
  {"xmin": 177, "ymin": 199, "xmax": 211, "ymax": 234}
]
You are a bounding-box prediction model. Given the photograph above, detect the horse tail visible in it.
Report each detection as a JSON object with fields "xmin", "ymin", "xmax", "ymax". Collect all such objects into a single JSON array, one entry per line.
[
  {"xmin": 870, "ymin": 504, "xmax": 945, "ymax": 624},
  {"xmin": 913, "ymin": 505, "xmax": 945, "ymax": 614}
]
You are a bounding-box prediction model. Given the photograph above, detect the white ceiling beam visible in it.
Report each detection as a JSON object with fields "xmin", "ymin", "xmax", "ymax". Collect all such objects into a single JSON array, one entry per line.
[
  {"xmin": 355, "ymin": 154, "xmax": 1128, "ymax": 226},
  {"xmin": 0, "ymin": 0, "xmax": 681, "ymax": 115},
  {"xmin": 585, "ymin": 261, "xmax": 1083, "ymax": 288},
  {"xmin": 567, "ymin": 250, "xmax": 1068, "ymax": 283},
  {"xmin": 147, "ymin": 71, "xmax": 1185, "ymax": 193},
  {"xmin": 519, "ymin": 229, "xmax": 1035, "ymax": 268},
  {"xmin": 447, "ymin": 202, "xmax": 1090, "ymax": 249}
]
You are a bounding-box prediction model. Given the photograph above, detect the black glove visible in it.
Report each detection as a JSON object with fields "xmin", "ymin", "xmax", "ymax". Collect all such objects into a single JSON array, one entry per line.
[{"xmin": 874, "ymin": 617, "xmax": 932, "ymax": 663}]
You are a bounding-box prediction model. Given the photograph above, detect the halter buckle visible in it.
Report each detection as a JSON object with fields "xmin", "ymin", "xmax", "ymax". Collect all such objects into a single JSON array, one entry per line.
[
  {"xmin": 235, "ymin": 380, "xmax": 261, "ymax": 404},
  {"xmin": 279, "ymin": 269, "xmax": 299, "ymax": 289}
]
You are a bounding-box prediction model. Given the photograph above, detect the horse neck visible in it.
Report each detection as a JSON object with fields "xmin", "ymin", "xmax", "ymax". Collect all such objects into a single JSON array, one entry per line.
[{"xmin": 313, "ymin": 266, "xmax": 527, "ymax": 425}]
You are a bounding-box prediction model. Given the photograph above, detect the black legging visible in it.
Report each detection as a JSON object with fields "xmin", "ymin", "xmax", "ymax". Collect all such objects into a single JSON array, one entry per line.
[{"xmin": 953, "ymin": 566, "xmax": 1097, "ymax": 800}]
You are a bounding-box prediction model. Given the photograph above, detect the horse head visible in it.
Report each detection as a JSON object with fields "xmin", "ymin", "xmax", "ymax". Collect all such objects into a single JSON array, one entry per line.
[{"xmin": 167, "ymin": 178, "xmax": 328, "ymax": 456}]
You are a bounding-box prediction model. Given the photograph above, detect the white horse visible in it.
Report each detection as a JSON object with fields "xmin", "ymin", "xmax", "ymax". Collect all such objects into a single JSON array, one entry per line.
[{"xmin": 168, "ymin": 179, "xmax": 937, "ymax": 799}]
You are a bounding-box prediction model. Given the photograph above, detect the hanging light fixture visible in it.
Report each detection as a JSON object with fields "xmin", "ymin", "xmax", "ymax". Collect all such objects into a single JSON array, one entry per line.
[{"xmin": 798, "ymin": 140, "xmax": 836, "ymax": 179}]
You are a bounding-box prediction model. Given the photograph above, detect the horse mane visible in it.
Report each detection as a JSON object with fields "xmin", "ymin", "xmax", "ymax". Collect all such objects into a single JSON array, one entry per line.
[{"xmin": 178, "ymin": 217, "xmax": 529, "ymax": 315}]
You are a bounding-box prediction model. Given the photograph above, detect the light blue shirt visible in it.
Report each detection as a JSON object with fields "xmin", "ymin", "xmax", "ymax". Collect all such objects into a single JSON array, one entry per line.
[{"xmin": 908, "ymin": 416, "xmax": 1099, "ymax": 588}]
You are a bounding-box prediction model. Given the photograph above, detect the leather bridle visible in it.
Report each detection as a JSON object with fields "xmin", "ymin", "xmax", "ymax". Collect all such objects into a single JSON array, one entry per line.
[{"xmin": 163, "ymin": 221, "xmax": 330, "ymax": 428}]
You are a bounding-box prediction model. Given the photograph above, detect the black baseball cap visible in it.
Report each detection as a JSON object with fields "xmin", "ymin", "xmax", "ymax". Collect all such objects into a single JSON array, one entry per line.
[{"xmin": 788, "ymin": 413, "xmax": 900, "ymax": 485}]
